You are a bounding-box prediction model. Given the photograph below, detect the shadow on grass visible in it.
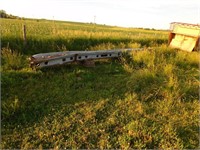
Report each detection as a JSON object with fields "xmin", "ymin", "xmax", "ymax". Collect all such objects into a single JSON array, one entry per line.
[{"xmin": 1, "ymin": 60, "xmax": 131, "ymax": 126}]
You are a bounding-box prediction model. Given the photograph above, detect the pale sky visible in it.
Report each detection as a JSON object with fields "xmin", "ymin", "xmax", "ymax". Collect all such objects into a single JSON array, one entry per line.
[{"xmin": 0, "ymin": 0, "xmax": 199, "ymax": 29}]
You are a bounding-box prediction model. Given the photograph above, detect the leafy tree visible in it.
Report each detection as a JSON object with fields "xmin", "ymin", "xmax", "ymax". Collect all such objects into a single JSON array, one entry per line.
[
  {"xmin": 0, "ymin": 10, "xmax": 19, "ymax": 19},
  {"xmin": 0, "ymin": 10, "xmax": 7, "ymax": 18}
]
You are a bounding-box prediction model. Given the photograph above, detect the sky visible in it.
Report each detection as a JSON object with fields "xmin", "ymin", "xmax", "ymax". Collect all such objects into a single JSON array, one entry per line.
[{"xmin": 0, "ymin": 0, "xmax": 199, "ymax": 29}]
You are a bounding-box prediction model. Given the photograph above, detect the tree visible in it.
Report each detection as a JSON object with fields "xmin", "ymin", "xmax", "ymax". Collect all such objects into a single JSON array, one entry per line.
[
  {"xmin": 0, "ymin": 10, "xmax": 7, "ymax": 18},
  {"xmin": 0, "ymin": 10, "xmax": 19, "ymax": 19}
]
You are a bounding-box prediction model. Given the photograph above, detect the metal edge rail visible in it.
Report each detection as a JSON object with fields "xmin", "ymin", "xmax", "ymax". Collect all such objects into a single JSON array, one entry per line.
[{"xmin": 30, "ymin": 48, "xmax": 142, "ymax": 68}]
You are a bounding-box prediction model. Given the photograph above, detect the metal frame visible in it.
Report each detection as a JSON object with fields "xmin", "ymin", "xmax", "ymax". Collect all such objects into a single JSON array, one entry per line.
[{"xmin": 30, "ymin": 48, "xmax": 142, "ymax": 68}]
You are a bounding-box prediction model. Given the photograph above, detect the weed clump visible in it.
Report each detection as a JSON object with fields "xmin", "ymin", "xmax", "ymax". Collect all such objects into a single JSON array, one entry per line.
[{"xmin": 1, "ymin": 48, "xmax": 27, "ymax": 70}]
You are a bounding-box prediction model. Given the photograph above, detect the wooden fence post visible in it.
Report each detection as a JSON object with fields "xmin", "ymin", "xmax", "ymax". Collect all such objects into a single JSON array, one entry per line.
[{"xmin": 23, "ymin": 24, "xmax": 27, "ymax": 47}]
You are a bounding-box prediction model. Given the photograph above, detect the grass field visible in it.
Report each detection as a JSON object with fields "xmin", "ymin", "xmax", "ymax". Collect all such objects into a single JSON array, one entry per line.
[
  {"xmin": 1, "ymin": 18, "xmax": 199, "ymax": 149},
  {"xmin": 1, "ymin": 18, "xmax": 167, "ymax": 54}
]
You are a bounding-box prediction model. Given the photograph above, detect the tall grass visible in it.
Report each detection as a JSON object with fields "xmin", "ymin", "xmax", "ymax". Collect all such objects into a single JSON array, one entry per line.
[{"xmin": 1, "ymin": 48, "xmax": 27, "ymax": 70}]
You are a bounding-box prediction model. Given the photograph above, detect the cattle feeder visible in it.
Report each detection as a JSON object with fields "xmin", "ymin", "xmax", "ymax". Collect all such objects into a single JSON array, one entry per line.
[{"xmin": 168, "ymin": 22, "xmax": 200, "ymax": 52}]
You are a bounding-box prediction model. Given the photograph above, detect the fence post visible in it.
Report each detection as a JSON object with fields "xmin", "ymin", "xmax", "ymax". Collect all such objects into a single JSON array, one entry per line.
[{"xmin": 23, "ymin": 24, "xmax": 27, "ymax": 47}]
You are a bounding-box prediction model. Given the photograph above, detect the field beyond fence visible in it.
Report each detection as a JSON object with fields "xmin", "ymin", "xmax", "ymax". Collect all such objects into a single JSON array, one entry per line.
[{"xmin": 1, "ymin": 18, "xmax": 168, "ymax": 54}]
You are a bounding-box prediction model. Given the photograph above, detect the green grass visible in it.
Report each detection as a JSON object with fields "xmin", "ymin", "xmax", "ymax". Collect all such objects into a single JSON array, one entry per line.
[{"xmin": 1, "ymin": 18, "xmax": 199, "ymax": 149}]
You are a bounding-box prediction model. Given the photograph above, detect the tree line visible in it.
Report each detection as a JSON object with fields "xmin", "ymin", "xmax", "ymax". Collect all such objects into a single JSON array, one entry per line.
[{"xmin": 0, "ymin": 10, "xmax": 20, "ymax": 19}]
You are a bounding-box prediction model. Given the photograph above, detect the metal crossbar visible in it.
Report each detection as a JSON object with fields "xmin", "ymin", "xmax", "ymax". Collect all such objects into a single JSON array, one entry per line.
[{"xmin": 30, "ymin": 48, "xmax": 142, "ymax": 68}]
